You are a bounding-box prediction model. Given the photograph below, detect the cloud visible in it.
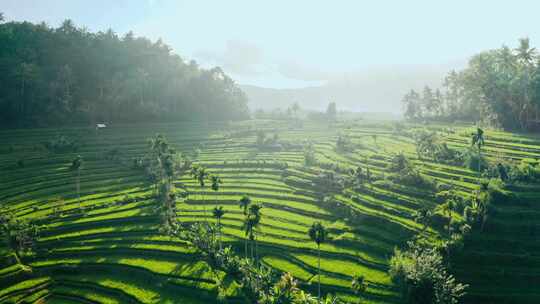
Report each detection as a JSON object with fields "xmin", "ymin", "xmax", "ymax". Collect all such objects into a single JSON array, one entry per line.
[
  {"xmin": 195, "ymin": 40, "xmax": 264, "ymax": 76},
  {"xmin": 277, "ymin": 61, "xmax": 330, "ymax": 82}
]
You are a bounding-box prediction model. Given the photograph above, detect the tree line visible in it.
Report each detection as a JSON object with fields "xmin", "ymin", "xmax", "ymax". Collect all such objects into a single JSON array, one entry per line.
[
  {"xmin": 0, "ymin": 16, "xmax": 249, "ymax": 127},
  {"xmin": 403, "ymin": 38, "xmax": 540, "ymax": 131}
]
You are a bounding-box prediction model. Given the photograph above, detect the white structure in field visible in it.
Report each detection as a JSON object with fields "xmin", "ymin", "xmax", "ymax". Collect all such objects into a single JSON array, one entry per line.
[{"xmin": 96, "ymin": 123, "xmax": 107, "ymax": 130}]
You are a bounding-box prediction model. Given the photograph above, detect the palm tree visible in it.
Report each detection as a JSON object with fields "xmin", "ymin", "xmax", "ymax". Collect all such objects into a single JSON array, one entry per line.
[
  {"xmin": 212, "ymin": 206, "xmax": 225, "ymax": 250},
  {"xmin": 441, "ymin": 200, "xmax": 455, "ymax": 236},
  {"xmin": 250, "ymin": 204, "xmax": 262, "ymax": 263},
  {"xmin": 414, "ymin": 208, "xmax": 432, "ymax": 233},
  {"xmin": 516, "ymin": 37, "xmax": 536, "ymax": 64},
  {"xmin": 471, "ymin": 127, "xmax": 485, "ymax": 181},
  {"xmin": 211, "ymin": 175, "xmax": 222, "ymax": 205},
  {"xmin": 309, "ymin": 221, "xmax": 327, "ymax": 302},
  {"xmin": 192, "ymin": 166, "xmax": 209, "ymax": 221},
  {"xmin": 238, "ymin": 195, "xmax": 252, "ymax": 257},
  {"xmin": 243, "ymin": 216, "xmax": 254, "ymax": 260},
  {"xmin": 351, "ymin": 274, "xmax": 367, "ymax": 300},
  {"xmin": 70, "ymin": 155, "xmax": 83, "ymax": 209}
]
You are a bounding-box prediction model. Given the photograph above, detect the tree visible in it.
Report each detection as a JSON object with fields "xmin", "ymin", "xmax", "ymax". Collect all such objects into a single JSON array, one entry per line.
[
  {"xmin": 309, "ymin": 221, "xmax": 327, "ymax": 301},
  {"xmin": 0, "ymin": 12, "xmax": 4, "ymax": 22},
  {"xmin": 70, "ymin": 155, "xmax": 83, "ymax": 209},
  {"xmin": 516, "ymin": 37, "xmax": 536, "ymax": 64},
  {"xmin": 414, "ymin": 208, "xmax": 432, "ymax": 233},
  {"xmin": 0, "ymin": 214, "xmax": 39, "ymax": 269},
  {"xmin": 326, "ymin": 102, "xmax": 337, "ymax": 121},
  {"xmin": 403, "ymin": 89, "xmax": 422, "ymax": 120},
  {"xmin": 211, "ymin": 174, "xmax": 222, "ymax": 205},
  {"xmin": 191, "ymin": 166, "xmax": 209, "ymax": 220},
  {"xmin": 244, "ymin": 204, "xmax": 262, "ymax": 263},
  {"xmin": 0, "ymin": 19, "xmax": 249, "ymax": 127},
  {"xmin": 239, "ymin": 195, "xmax": 252, "ymax": 257},
  {"xmin": 389, "ymin": 242, "xmax": 467, "ymax": 304},
  {"xmin": 351, "ymin": 274, "xmax": 368, "ymax": 301},
  {"xmin": 212, "ymin": 206, "xmax": 225, "ymax": 250},
  {"xmin": 292, "ymin": 102, "xmax": 300, "ymax": 118},
  {"xmin": 471, "ymin": 127, "xmax": 485, "ymax": 185}
]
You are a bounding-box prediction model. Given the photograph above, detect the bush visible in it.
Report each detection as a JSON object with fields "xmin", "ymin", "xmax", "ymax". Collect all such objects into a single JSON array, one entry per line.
[
  {"xmin": 389, "ymin": 242, "xmax": 468, "ymax": 304},
  {"xmin": 463, "ymin": 148, "xmax": 488, "ymax": 172},
  {"xmin": 43, "ymin": 135, "xmax": 79, "ymax": 153}
]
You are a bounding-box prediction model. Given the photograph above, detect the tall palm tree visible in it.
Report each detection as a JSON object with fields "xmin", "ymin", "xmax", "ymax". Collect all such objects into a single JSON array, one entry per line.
[
  {"xmin": 351, "ymin": 274, "xmax": 367, "ymax": 298},
  {"xmin": 516, "ymin": 37, "xmax": 536, "ymax": 64},
  {"xmin": 471, "ymin": 127, "xmax": 485, "ymax": 184},
  {"xmin": 70, "ymin": 155, "xmax": 83, "ymax": 209},
  {"xmin": 441, "ymin": 200, "xmax": 455, "ymax": 236},
  {"xmin": 309, "ymin": 221, "xmax": 327, "ymax": 302},
  {"xmin": 250, "ymin": 204, "xmax": 262, "ymax": 263},
  {"xmin": 211, "ymin": 175, "xmax": 222, "ymax": 205},
  {"xmin": 193, "ymin": 166, "xmax": 209, "ymax": 221},
  {"xmin": 414, "ymin": 208, "xmax": 432, "ymax": 233},
  {"xmin": 212, "ymin": 206, "xmax": 225, "ymax": 250},
  {"xmin": 238, "ymin": 195, "xmax": 252, "ymax": 257}
]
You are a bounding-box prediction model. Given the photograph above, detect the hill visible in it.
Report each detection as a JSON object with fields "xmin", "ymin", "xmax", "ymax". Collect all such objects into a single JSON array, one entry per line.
[
  {"xmin": 241, "ymin": 64, "xmax": 458, "ymax": 113},
  {"xmin": 0, "ymin": 20, "xmax": 248, "ymax": 127},
  {"xmin": 1, "ymin": 120, "xmax": 540, "ymax": 303}
]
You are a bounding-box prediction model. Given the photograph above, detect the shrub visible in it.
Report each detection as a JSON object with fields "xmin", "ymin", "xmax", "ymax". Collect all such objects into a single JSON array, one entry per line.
[
  {"xmin": 463, "ymin": 148, "xmax": 488, "ymax": 172},
  {"xmin": 389, "ymin": 242, "xmax": 468, "ymax": 304},
  {"xmin": 44, "ymin": 135, "xmax": 79, "ymax": 153}
]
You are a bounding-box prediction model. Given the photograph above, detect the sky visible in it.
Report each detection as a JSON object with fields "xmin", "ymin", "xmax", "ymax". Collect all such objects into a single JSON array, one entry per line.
[{"xmin": 2, "ymin": 0, "xmax": 540, "ymax": 89}]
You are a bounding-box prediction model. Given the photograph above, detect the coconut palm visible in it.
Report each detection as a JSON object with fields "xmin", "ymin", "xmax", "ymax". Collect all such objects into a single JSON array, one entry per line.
[
  {"xmin": 351, "ymin": 274, "xmax": 367, "ymax": 298},
  {"xmin": 516, "ymin": 37, "xmax": 536, "ymax": 64},
  {"xmin": 471, "ymin": 127, "xmax": 485, "ymax": 181},
  {"xmin": 238, "ymin": 195, "xmax": 252, "ymax": 257},
  {"xmin": 211, "ymin": 174, "xmax": 222, "ymax": 205},
  {"xmin": 70, "ymin": 155, "xmax": 83, "ymax": 209},
  {"xmin": 193, "ymin": 166, "xmax": 209, "ymax": 220},
  {"xmin": 440, "ymin": 199, "xmax": 455, "ymax": 236},
  {"xmin": 414, "ymin": 208, "xmax": 432, "ymax": 233},
  {"xmin": 249, "ymin": 204, "xmax": 262, "ymax": 263},
  {"xmin": 212, "ymin": 206, "xmax": 225, "ymax": 250},
  {"xmin": 309, "ymin": 221, "xmax": 327, "ymax": 302}
]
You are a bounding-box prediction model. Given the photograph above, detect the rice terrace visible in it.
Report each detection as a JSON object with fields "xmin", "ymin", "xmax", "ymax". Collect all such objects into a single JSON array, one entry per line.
[{"xmin": 2, "ymin": 2, "xmax": 540, "ymax": 304}]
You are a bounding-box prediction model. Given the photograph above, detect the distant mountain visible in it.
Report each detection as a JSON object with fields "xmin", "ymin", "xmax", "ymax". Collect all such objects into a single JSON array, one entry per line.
[{"xmin": 241, "ymin": 62, "xmax": 466, "ymax": 114}]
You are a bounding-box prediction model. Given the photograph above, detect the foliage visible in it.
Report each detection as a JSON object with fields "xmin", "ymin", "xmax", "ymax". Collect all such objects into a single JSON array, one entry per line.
[
  {"xmin": 0, "ymin": 19, "xmax": 248, "ymax": 127},
  {"xmin": 413, "ymin": 129, "xmax": 459, "ymax": 163},
  {"xmin": 335, "ymin": 133, "xmax": 354, "ymax": 153},
  {"xmin": 44, "ymin": 135, "xmax": 79, "ymax": 153},
  {"xmin": 403, "ymin": 38, "xmax": 540, "ymax": 131},
  {"xmin": 303, "ymin": 143, "xmax": 317, "ymax": 166},
  {"xmin": 0, "ymin": 214, "xmax": 39, "ymax": 264},
  {"xmin": 326, "ymin": 102, "xmax": 337, "ymax": 121},
  {"xmin": 388, "ymin": 153, "xmax": 435, "ymax": 190},
  {"xmin": 389, "ymin": 242, "xmax": 468, "ymax": 304},
  {"xmin": 462, "ymin": 147, "xmax": 488, "ymax": 172}
]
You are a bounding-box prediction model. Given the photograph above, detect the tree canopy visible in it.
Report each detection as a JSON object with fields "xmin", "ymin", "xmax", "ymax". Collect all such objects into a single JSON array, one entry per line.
[
  {"xmin": 0, "ymin": 19, "xmax": 249, "ymax": 127},
  {"xmin": 403, "ymin": 38, "xmax": 540, "ymax": 131}
]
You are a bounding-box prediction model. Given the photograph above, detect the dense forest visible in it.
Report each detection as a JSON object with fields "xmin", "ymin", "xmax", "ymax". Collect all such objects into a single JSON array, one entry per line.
[
  {"xmin": 403, "ymin": 38, "xmax": 540, "ymax": 131},
  {"xmin": 0, "ymin": 15, "xmax": 249, "ymax": 127}
]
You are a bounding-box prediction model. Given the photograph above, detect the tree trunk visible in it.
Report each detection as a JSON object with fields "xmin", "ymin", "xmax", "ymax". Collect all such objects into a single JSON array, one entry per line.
[
  {"xmin": 251, "ymin": 236, "xmax": 254, "ymax": 261},
  {"xmin": 245, "ymin": 236, "xmax": 248, "ymax": 259},
  {"xmin": 255, "ymin": 234, "xmax": 259, "ymax": 265},
  {"xmin": 218, "ymin": 218, "xmax": 222, "ymax": 251},
  {"xmin": 318, "ymin": 244, "xmax": 321, "ymax": 303},
  {"xmin": 77, "ymin": 169, "xmax": 81, "ymax": 209}
]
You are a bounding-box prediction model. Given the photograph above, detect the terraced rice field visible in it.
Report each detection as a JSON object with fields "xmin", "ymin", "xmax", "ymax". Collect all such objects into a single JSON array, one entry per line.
[{"xmin": 1, "ymin": 120, "xmax": 540, "ymax": 303}]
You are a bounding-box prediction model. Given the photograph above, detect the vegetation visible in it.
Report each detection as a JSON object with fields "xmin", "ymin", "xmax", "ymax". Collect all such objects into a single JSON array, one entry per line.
[
  {"xmin": 0, "ymin": 19, "xmax": 248, "ymax": 127},
  {"xmin": 2, "ymin": 18, "xmax": 540, "ymax": 303},
  {"xmin": 403, "ymin": 38, "xmax": 540, "ymax": 131}
]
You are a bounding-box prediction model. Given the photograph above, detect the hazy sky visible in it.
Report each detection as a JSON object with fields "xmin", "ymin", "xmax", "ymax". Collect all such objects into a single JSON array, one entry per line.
[{"xmin": 3, "ymin": 0, "xmax": 540, "ymax": 88}]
